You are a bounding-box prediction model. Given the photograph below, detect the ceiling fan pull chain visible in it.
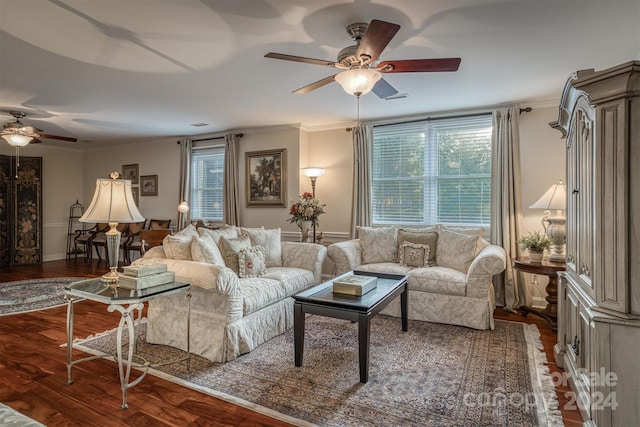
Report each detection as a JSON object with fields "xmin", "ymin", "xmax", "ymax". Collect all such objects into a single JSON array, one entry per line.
[{"xmin": 15, "ymin": 146, "xmax": 20, "ymax": 178}]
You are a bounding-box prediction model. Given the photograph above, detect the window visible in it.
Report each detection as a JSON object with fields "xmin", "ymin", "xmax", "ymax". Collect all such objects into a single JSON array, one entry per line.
[
  {"xmin": 372, "ymin": 114, "xmax": 492, "ymax": 228},
  {"xmin": 191, "ymin": 145, "xmax": 224, "ymax": 221}
]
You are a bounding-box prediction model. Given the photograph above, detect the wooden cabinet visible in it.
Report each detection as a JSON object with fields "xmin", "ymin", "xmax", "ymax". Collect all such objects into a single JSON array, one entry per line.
[{"xmin": 551, "ymin": 61, "xmax": 640, "ymax": 427}]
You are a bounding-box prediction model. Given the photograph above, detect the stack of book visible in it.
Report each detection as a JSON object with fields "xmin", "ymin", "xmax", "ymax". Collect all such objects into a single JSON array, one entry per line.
[
  {"xmin": 332, "ymin": 274, "xmax": 378, "ymax": 296},
  {"xmin": 118, "ymin": 264, "xmax": 175, "ymax": 290}
]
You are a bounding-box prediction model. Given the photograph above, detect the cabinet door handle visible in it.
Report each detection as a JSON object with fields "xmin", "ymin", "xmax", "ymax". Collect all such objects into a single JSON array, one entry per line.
[
  {"xmin": 572, "ymin": 189, "xmax": 579, "ymax": 194},
  {"xmin": 570, "ymin": 335, "xmax": 580, "ymax": 356}
]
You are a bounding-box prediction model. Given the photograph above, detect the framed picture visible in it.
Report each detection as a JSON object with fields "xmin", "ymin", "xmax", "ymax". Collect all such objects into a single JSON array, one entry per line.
[
  {"xmin": 131, "ymin": 187, "xmax": 139, "ymax": 205},
  {"xmin": 122, "ymin": 164, "xmax": 139, "ymax": 184},
  {"xmin": 140, "ymin": 175, "xmax": 158, "ymax": 196},
  {"xmin": 246, "ymin": 148, "xmax": 286, "ymax": 207}
]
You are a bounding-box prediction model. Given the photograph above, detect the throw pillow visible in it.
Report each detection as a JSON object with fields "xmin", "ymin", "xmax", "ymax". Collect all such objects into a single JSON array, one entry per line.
[
  {"xmin": 436, "ymin": 229, "xmax": 480, "ymax": 273},
  {"xmin": 397, "ymin": 229, "xmax": 438, "ymax": 266},
  {"xmin": 357, "ymin": 225, "xmax": 398, "ymax": 264},
  {"xmin": 162, "ymin": 224, "xmax": 198, "ymax": 260},
  {"xmin": 398, "ymin": 241, "xmax": 430, "ymax": 268},
  {"xmin": 218, "ymin": 234, "xmax": 252, "ymax": 274},
  {"xmin": 241, "ymin": 227, "xmax": 282, "ymax": 267},
  {"xmin": 238, "ymin": 245, "xmax": 266, "ymax": 278},
  {"xmin": 191, "ymin": 235, "xmax": 226, "ymax": 266},
  {"xmin": 198, "ymin": 227, "xmax": 239, "ymax": 244}
]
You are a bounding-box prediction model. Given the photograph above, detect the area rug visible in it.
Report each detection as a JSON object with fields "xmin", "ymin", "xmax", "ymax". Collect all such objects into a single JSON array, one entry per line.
[
  {"xmin": 0, "ymin": 403, "xmax": 45, "ymax": 427},
  {"xmin": 0, "ymin": 277, "xmax": 85, "ymax": 316},
  {"xmin": 74, "ymin": 316, "xmax": 563, "ymax": 427}
]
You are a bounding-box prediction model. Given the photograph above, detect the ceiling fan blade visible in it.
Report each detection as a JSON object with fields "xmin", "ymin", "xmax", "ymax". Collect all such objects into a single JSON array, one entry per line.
[
  {"xmin": 30, "ymin": 138, "xmax": 43, "ymax": 144},
  {"xmin": 372, "ymin": 77, "xmax": 399, "ymax": 99},
  {"xmin": 293, "ymin": 75, "xmax": 337, "ymax": 94},
  {"xmin": 379, "ymin": 58, "xmax": 461, "ymax": 73},
  {"xmin": 355, "ymin": 20, "xmax": 400, "ymax": 64},
  {"xmin": 265, "ymin": 52, "xmax": 337, "ymax": 67},
  {"xmin": 38, "ymin": 133, "xmax": 78, "ymax": 142}
]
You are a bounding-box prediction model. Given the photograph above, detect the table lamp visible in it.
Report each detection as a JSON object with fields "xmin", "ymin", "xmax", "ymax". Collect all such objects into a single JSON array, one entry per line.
[
  {"xmin": 80, "ymin": 172, "xmax": 145, "ymax": 283},
  {"xmin": 529, "ymin": 180, "xmax": 567, "ymax": 262}
]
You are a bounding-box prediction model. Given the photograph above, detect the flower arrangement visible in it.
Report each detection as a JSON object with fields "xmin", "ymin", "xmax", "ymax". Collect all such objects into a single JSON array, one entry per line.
[
  {"xmin": 288, "ymin": 192, "xmax": 326, "ymax": 226},
  {"xmin": 518, "ymin": 231, "xmax": 551, "ymax": 252}
]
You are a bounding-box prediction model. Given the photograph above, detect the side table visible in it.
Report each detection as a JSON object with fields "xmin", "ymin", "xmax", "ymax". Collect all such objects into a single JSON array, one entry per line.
[
  {"xmin": 513, "ymin": 258, "xmax": 565, "ymax": 331},
  {"xmin": 65, "ymin": 278, "xmax": 191, "ymax": 409}
]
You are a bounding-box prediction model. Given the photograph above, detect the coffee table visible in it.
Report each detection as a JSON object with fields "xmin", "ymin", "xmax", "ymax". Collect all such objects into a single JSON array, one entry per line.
[
  {"xmin": 65, "ymin": 278, "xmax": 191, "ymax": 409},
  {"xmin": 293, "ymin": 271, "xmax": 409, "ymax": 383}
]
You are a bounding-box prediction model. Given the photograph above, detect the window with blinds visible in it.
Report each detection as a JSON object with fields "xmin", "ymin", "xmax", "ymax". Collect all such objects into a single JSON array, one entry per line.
[
  {"xmin": 372, "ymin": 114, "xmax": 492, "ymax": 227},
  {"xmin": 191, "ymin": 144, "xmax": 224, "ymax": 221}
]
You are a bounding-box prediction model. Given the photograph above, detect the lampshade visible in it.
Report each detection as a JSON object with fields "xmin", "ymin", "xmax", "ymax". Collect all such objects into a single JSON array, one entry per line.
[
  {"xmin": 177, "ymin": 201, "xmax": 190, "ymax": 213},
  {"xmin": 2, "ymin": 134, "xmax": 33, "ymax": 147},
  {"xmin": 302, "ymin": 167, "xmax": 325, "ymax": 178},
  {"xmin": 80, "ymin": 177, "xmax": 144, "ymax": 224},
  {"xmin": 334, "ymin": 68, "xmax": 381, "ymax": 96},
  {"xmin": 530, "ymin": 180, "xmax": 567, "ymax": 210}
]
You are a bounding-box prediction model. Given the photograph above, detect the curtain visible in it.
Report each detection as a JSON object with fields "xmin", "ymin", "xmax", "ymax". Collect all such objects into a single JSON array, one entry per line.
[
  {"xmin": 177, "ymin": 138, "xmax": 192, "ymax": 231},
  {"xmin": 224, "ymin": 132, "xmax": 240, "ymax": 226},
  {"xmin": 490, "ymin": 106, "xmax": 526, "ymax": 310},
  {"xmin": 350, "ymin": 124, "xmax": 373, "ymax": 238}
]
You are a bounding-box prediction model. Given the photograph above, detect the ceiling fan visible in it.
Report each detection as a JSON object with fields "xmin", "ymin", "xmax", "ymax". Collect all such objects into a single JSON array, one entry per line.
[
  {"xmin": 1, "ymin": 111, "xmax": 78, "ymax": 147},
  {"xmin": 265, "ymin": 19, "xmax": 461, "ymax": 99}
]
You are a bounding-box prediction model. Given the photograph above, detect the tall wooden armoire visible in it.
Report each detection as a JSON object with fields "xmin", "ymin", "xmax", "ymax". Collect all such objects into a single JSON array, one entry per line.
[
  {"xmin": 551, "ymin": 61, "xmax": 640, "ymax": 426},
  {"xmin": 0, "ymin": 155, "xmax": 43, "ymax": 267}
]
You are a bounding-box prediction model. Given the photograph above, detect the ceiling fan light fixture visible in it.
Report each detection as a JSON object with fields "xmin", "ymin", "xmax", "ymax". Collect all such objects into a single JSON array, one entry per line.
[
  {"xmin": 335, "ymin": 68, "xmax": 381, "ymax": 96},
  {"xmin": 2, "ymin": 133, "xmax": 33, "ymax": 147}
]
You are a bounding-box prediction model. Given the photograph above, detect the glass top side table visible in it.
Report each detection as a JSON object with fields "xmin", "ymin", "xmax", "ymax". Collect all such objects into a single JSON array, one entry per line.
[{"xmin": 65, "ymin": 278, "xmax": 191, "ymax": 410}]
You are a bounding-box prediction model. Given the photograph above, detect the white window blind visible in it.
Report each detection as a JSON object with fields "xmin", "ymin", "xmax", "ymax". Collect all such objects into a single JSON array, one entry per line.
[
  {"xmin": 191, "ymin": 144, "xmax": 224, "ymax": 221},
  {"xmin": 372, "ymin": 114, "xmax": 492, "ymax": 227}
]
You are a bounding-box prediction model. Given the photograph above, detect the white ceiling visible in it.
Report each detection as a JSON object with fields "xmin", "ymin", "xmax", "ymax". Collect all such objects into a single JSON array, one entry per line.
[{"xmin": 1, "ymin": 0, "xmax": 639, "ymax": 147}]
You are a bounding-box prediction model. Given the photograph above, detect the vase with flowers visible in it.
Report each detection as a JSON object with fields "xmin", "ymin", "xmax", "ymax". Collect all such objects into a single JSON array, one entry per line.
[
  {"xmin": 288, "ymin": 192, "xmax": 326, "ymax": 242},
  {"xmin": 518, "ymin": 230, "xmax": 552, "ymax": 262}
]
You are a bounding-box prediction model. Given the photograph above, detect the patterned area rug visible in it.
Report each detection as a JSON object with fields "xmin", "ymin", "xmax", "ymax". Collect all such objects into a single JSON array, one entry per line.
[
  {"xmin": 0, "ymin": 403, "xmax": 45, "ymax": 427},
  {"xmin": 74, "ymin": 316, "xmax": 563, "ymax": 427},
  {"xmin": 0, "ymin": 277, "xmax": 85, "ymax": 316}
]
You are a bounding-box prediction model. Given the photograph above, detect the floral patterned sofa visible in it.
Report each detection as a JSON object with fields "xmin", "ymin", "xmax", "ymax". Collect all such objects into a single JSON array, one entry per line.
[
  {"xmin": 327, "ymin": 225, "xmax": 506, "ymax": 330},
  {"xmin": 131, "ymin": 224, "xmax": 326, "ymax": 362}
]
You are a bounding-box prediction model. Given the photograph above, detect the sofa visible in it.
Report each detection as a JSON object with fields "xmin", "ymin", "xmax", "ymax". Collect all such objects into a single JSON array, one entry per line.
[
  {"xmin": 327, "ymin": 225, "xmax": 506, "ymax": 330},
  {"xmin": 130, "ymin": 224, "xmax": 327, "ymax": 362}
]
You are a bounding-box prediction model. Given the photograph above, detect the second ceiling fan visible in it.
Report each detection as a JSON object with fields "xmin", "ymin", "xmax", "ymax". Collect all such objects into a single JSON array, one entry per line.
[{"xmin": 265, "ymin": 19, "xmax": 461, "ymax": 98}]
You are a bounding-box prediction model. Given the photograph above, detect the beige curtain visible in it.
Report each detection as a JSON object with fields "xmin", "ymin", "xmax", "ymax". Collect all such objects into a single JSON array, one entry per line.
[
  {"xmin": 224, "ymin": 132, "xmax": 240, "ymax": 226},
  {"xmin": 177, "ymin": 138, "xmax": 192, "ymax": 230},
  {"xmin": 350, "ymin": 124, "xmax": 373, "ymax": 238},
  {"xmin": 491, "ymin": 106, "xmax": 526, "ymax": 310}
]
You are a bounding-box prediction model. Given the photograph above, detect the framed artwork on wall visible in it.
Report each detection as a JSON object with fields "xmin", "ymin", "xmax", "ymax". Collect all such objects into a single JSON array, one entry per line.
[
  {"xmin": 140, "ymin": 175, "xmax": 158, "ymax": 196},
  {"xmin": 122, "ymin": 164, "xmax": 139, "ymax": 184},
  {"xmin": 246, "ymin": 148, "xmax": 286, "ymax": 207},
  {"xmin": 131, "ymin": 187, "xmax": 139, "ymax": 205}
]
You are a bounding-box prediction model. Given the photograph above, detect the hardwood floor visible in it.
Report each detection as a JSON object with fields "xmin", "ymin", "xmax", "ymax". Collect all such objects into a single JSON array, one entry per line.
[{"xmin": 0, "ymin": 259, "xmax": 583, "ymax": 426}]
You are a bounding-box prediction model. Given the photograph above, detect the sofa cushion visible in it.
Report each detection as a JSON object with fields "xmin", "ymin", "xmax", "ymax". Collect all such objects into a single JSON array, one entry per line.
[
  {"xmin": 191, "ymin": 235, "xmax": 226, "ymax": 266},
  {"xmin": 398, "ymin": 241, "xmax": 430, "ymax": 268},
  {"xmin": 408, "ymin": 266, "xmax": 467, "ymax": 297},
  {"xmin": 239, "ymin": 277, "xmax": 286, "ymax": 315},
  {"xmin": 262, "ymin": 267, "xmax": 315, "ymax": 296},
  {"xmin": 355, "ymin": 262, "xmax": 412, "ymax": 275},
  {"xmin": 357, "ymin": 225, "xmax": 398, "ymax": 264},
  {"xmin": 198, "ymin": 227, "xmax": 238, "ymax": 243},
  {"xmin": 242, "ymin": 227, "xmax": 282, "ymax": 267},
  {"xmin": 436, "ymin": 229, "xmax": 480, "ymax": 273},
  {"xmin": 219, "ymin": 234, "xmax": 252, "ymax": 274},
  {"xmin": 397, "ymin": 229, "xmax": 438, "ymax": 266},
  {"xmin": 163, "ymin": 224, "xmax": 198, "ymax": 260},
  {"xmin": 238, "ymin": 245, "xmax": 266, "ymax": 278}
]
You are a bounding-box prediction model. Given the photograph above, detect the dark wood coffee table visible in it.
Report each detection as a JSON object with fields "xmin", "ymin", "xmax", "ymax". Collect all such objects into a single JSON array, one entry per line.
[{"xmin": 293, "ymin": 271, "xmax": 409, "ymax": 383}]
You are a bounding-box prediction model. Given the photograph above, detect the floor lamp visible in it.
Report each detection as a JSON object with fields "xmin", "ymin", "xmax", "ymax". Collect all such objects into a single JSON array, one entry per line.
[
  {"xmin": 80, "ymin": 172, "xmax": 145, "ymax": 283},
  {"xmin": 302, "ymin": 167, "xmax": 325, "ymax": 243},
  {"xmin": 529, "ymin": 180, "xmax": 567, "ymax": 262}
]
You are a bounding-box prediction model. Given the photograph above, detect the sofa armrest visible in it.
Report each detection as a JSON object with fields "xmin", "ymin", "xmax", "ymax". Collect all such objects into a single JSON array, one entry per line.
[
  {"xmin": 281, "ymin": 242, "xmax": 327, "ymax": 284},
  {"xmin": 131, "ymin": 256, "xmax": 240, "ymax": 295},
  {"xmin": 327, "ymin": 239, "xmax": 363, "ymax": 275},
  {"xmin": 465, "ymin": 244, "xmax": 506, "ymax": 298}
]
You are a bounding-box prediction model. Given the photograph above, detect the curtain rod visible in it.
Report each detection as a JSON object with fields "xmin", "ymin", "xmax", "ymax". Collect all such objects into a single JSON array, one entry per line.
[{"xmin": 177, "ymin": 133, "xmax": 244, "ymax": 144}]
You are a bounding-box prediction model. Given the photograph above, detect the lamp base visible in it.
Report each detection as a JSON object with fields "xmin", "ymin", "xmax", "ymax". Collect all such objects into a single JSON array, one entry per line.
[
  {"xmin": 100, "ymin": 267, "xmax": 120, "ymax": 283},
  {"xmin": 545, "ymin": 215, "xmax": 566, "ymax": 263}
]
